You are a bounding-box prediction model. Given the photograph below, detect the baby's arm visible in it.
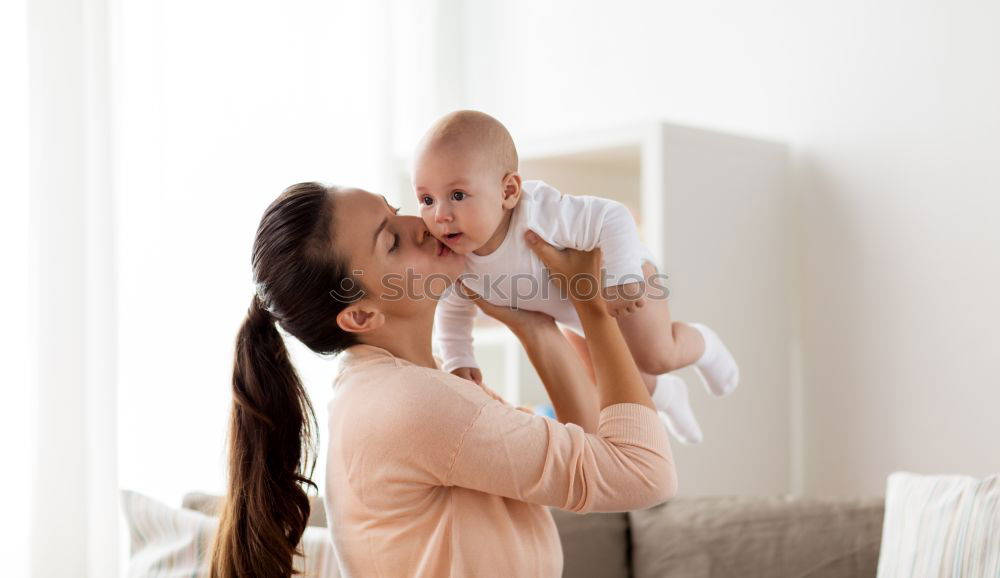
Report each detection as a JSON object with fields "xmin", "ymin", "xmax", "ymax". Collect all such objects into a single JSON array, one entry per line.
[{"xmin": 434, "ymin": 283, "xmax": 481, "ymax": 380}]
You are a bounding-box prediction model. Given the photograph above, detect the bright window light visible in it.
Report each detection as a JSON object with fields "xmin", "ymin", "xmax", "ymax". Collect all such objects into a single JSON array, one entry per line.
[
  {"xmin": 117, "ymin": 0, "xmax": 394, "ymax": 507},
  {"xmin": 0, "ymin": 0, "xmax": 33, "ymax": 574}
]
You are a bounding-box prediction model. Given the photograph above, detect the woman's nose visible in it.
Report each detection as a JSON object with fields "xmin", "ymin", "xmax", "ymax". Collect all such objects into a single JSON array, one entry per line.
[
  {"xmin": 408, "ymin": 216, "xmax": 432, "ymax": 243},
  {"xmin": 417, "ymin": 224, "xmax": 431, "ymax": 244}
]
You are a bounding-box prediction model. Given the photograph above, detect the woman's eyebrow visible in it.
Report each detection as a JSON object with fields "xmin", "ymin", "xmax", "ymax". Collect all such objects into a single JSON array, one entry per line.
[{"xmin": 381, "ymin": 195, "xmax": 400, "ymax": 213}]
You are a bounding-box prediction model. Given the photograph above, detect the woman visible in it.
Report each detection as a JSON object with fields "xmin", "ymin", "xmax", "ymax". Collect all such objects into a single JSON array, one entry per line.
[{"xmin": 210, "ymin": 182, "xmax": 677, "ymax": 577}]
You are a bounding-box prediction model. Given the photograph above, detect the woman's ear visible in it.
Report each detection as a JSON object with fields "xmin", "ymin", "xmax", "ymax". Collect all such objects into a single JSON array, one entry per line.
[
  {"xmin": 336, "ymin": 302, "xmax": 386, "ymax": 334},
  {"xmin": 501, "ymin": 172, "xmax": 522, "ymax": 209}
]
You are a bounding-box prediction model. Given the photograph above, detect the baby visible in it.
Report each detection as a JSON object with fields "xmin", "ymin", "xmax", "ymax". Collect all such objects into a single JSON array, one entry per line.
[{"xmin": 412, "ymin": 110, "xmax": 739, "ymax": 444}]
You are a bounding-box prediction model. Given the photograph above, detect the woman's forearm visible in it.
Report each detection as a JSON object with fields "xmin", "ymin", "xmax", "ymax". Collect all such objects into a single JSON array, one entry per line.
[
  {"xmin": 515, "ymin": 324, "xmax": 600, "ymax": 432},
  {"xmin": 573, "ymin": 300, "xmax": 656, "ymax": 411}
]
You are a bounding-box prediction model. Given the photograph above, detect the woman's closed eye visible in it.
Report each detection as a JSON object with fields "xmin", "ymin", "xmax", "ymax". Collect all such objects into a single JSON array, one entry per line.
[{"xmin": 389, "ymin": 232, "xmax": 400, "ymax": 253}]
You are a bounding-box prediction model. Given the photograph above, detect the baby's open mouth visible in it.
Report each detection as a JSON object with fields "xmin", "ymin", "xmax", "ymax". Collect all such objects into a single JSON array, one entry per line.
[{"xmin": 442, "ymin": 232, "xmax": 463, "ymax": 244}]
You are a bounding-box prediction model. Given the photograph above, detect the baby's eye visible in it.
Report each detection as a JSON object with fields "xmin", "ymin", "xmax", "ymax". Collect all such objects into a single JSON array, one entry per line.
[
  {"xmin": 451, "ymin": 191, "xmax": 466, "ymax": 201},
  {"xmin": 421, "ymin": 196, "xmax": 433, "ymax": 206}
]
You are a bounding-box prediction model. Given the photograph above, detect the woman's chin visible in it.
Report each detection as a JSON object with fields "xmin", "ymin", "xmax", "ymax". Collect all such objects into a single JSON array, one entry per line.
[
  {"xmin": 416, "ymin": 265, "xmax": 466, "ymax": 299},
  {"xmin": 435, "ymin": 248, "xmax": 468, "ymax": 274},
  {"xmin": 435, "ymin": 238, "xmax": 472, "ymax": 259}
]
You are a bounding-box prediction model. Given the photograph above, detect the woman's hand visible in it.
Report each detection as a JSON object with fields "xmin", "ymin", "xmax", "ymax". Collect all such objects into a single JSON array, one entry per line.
[
  {"xmin": 458, "ymin": 281, "xmax": 599, "ymax": 432},
  {"xmin": 526, "ymin": 229, "xmax": 657, "ymax": 413},
  {"xmin": 457, "ymin": 280, "xmax": 556, "ymax": 339},
  {"xmin": 524, "ymin": 230, "xmax": 604, "ymax": 309}
]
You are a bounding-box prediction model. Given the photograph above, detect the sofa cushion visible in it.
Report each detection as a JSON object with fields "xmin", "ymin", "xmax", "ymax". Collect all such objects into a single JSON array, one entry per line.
[
  {"xmin": 876, "ymin": 472, "xmax": 1000, "ymax": 578},
  {"xmin": 629, "ymin": 495, "xmax": 884, "ymax": 578},
  {"xmin": 123, "ymin": 490, "xmax": 339, "ymax": 577},
  {"xmin": 182, "ymin": 491, "xmax": 329, "ymax": 528}
]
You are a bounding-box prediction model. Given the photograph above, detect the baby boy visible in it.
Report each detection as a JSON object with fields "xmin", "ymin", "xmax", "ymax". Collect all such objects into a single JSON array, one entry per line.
[{"xmin": 412, "ymin": 110, "xmax": 739, "ymax": 443}]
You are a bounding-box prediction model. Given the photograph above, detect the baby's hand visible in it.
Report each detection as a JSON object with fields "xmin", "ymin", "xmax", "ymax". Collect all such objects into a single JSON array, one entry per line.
[
  {"xmin": 452, "ymin": 367, "xmax": 483, "ymax": 385},
  {"xmin": 604, "ymin": 282, "xmax": 646, "ymax": 318}
]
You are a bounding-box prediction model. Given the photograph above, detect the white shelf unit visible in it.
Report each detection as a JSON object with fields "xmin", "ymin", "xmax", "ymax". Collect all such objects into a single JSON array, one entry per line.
[{"xmin": 398, "ymin": 121, "xmax": 792, "ymax": 496}]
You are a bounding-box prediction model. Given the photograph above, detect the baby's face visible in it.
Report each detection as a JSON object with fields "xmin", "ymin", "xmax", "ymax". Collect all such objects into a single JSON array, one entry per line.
[{"xmin": 412, "ymin": 146, "xmax": 509, "ymax": 256}]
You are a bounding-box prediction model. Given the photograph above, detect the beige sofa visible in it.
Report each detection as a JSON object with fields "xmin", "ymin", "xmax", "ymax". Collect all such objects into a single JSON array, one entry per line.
[{"xmin": 183, "ymin": 493, "xmax": 884, "ymax": 578}]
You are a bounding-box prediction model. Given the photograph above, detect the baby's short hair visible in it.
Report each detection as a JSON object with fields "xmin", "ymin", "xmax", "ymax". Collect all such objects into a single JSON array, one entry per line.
[{"xmin": 421, "ymin": 110, "xmax": 518, "ymax": 176}]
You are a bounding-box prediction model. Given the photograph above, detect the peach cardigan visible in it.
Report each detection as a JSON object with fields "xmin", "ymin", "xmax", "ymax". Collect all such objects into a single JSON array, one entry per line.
[{"xmin": 323, "ymin": 344, "xmax": 674, "ymax": 577}]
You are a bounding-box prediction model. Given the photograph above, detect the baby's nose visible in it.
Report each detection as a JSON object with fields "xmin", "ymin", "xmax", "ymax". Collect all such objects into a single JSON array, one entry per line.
[{"xmin": 435, "ymin": 207, "xmax": 453, "ymax": 223}]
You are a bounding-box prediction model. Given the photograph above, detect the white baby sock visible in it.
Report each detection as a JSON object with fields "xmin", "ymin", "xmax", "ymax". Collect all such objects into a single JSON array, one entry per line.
[
  {"xmin": 689, "ymin": 322, "xmax": 740, "ymax": 397},
  {"xmin": 651, "ymin": 374, "xmax": 703, "ymax": 445}
]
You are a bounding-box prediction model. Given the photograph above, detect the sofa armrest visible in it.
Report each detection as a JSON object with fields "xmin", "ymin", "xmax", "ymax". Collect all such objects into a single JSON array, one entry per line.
[{"xmin": 550, "ymin": 509, "xmax": 630, "ymax": 578}]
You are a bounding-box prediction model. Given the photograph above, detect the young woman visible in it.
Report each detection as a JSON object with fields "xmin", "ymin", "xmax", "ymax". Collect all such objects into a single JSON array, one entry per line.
[{"xmin": 210, "ymin": 182, "xmax": 677, "ymax": 577}]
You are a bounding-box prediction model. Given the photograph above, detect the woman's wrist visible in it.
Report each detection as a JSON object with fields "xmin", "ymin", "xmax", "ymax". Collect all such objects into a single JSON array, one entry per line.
[
  {"xmin": 511, "ymin": 317, "xmax": 560, "ymax": 342},
  {"xmin": 572, "ymin": 297, "xmax": 609, "ymax": 320}
]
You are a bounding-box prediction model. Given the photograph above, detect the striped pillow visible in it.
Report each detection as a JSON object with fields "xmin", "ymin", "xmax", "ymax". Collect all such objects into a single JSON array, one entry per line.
[
  {"xmin": 121, "ymin": 490, "xmax": 340, "ymax": 577},
  {"xmin": 876, "ymin": 472, "xmax": 1000, "ymax": 578}
]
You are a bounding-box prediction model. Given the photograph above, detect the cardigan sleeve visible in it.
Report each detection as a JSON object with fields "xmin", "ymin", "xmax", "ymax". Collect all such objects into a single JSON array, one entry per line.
[
  {"xmin": 368, "ymin": 364, "xmax": 675, "ymax": 514},
  {"xmin": 443, "ymin": 394, "xmax": 676, "ymax": 513}
]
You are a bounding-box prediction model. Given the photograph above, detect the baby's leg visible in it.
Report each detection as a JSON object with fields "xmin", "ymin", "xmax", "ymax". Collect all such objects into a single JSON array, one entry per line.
[
  {"xmin": 617, "ymin": 261, "xmax": 740, "ymax": 397},
  {"xmin": 615, "ymin": 261, "xmax": 704, "ymax": 375},
  {"xmin": 562, "ymin": 328, "xmax": 703, "ymax": 444}
]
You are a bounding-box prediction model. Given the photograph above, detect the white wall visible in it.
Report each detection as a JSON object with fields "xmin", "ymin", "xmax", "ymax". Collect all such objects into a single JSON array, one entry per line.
[{"xmin": 458, "ymin": 0, "xmax": 1000, "ymax": 496}]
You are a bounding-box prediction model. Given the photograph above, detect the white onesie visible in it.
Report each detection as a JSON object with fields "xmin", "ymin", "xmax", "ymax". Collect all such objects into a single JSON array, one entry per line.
[{"xmin": 433, "ymin": 180, "xmax": 656, "ymax": 373}]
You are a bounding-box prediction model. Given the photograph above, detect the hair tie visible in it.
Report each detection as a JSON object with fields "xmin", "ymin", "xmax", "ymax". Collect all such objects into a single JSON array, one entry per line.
[{"xmin": 251, "ymin": 292, "xmax": 276, "ymax": 324}]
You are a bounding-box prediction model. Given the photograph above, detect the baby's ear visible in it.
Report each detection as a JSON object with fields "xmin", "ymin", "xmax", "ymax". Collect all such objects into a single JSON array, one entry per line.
[{"xmin": 501, "ymin": 172, "xmax": 522, "ymax": 209}]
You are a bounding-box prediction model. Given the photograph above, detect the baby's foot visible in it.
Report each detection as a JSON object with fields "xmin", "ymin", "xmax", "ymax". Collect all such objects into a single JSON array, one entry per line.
[
  {"xmin": 651, "ymin": 374, "xmax": 703, "ymax": 445},
  {"xmin": 689, "ymin": 323, "xmax": 739, "ymax": 397}
]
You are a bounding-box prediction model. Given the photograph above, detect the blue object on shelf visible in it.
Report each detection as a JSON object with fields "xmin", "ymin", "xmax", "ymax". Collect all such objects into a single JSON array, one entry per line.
[{"xmin": 533, "ymin": 404, "xmax": 556, "ymax": 419}]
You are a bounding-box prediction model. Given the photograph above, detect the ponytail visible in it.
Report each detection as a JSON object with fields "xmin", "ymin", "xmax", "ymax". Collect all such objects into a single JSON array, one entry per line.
[
  {"xmin": 211, "ymin": 295, "xmax": 318, "ymax": 577},
  {"xmin": 211, "ymin": 182, "xmax": 360, "ymax": 575}
]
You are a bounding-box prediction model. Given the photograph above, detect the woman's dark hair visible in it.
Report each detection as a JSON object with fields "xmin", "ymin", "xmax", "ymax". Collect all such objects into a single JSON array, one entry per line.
[{"xmin": 211, "ymin": 182, "xmax": 361, "ymax": 577}]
